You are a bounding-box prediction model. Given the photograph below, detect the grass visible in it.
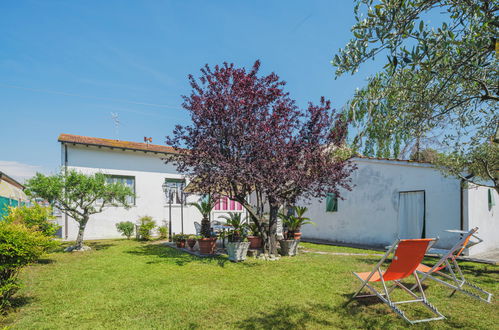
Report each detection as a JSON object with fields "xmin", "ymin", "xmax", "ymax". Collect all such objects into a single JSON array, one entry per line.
[{"xmin": 1, "ymin": 239, "xmax": 497, "ymax": 329}]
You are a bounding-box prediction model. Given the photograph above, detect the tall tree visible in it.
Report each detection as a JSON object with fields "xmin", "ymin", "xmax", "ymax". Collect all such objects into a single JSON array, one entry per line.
[
  {"xmin": 167, "ymin": 61, "xmax": 354, "ymax": 255},
  {"xmin": 25, "ymin": 170, "xmax": 134, "ymax": 251},
  {"xmin": 333, "ymin": 0, "xmax": 498, "ymax": 189}
]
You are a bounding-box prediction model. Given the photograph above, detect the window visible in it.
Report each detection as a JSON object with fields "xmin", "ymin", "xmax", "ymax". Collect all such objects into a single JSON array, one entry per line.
[
  {"xmin": 326, "ymin": 193, "xmax": 338, "ymax": 212},
  {"xmin": 106, "ymin": 175, "xmax": 135, "ymax": 204},
  {"xmin": 488, "ymin": 189, "xmax": 495, "ymax": 211},
  {"xmin": 214, "ymin": 195, "xmax": 243, "ymax": 211},
  {"xmin": 164, "ymin": 178, "xmax": 185, "ymax": 205}
]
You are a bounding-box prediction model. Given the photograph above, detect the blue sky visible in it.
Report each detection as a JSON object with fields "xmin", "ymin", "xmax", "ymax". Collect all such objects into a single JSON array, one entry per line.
[{"xmin": 0, "ymin": 0, "xmax": 383, "ymax": 181}]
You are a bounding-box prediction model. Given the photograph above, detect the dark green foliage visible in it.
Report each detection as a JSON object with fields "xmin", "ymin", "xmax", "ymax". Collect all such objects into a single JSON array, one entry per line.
[
  {"xmin": 137, "ymin": 216, "xmax": 155, "ymax": 241},
  {"xmin": 3, "ymin": 205, "xmax": 60, "ymax": 237},
  {"xmin": 0, "ymin": 222, "xmax": 58, "ymax": 310},
  {"xmin": 115, "ymin": 221, "xmax": 135, "ymax": 239}
]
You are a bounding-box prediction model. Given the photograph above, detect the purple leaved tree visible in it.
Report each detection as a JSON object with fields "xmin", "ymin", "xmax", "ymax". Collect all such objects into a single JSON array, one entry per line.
[{"xmin": 167, "ymin": 60, "xmax": 355, "ymax": 255}]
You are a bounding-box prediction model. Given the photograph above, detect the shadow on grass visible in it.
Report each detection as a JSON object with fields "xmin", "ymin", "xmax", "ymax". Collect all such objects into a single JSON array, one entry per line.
[
  {"xmin": 232, "ymin": 302, "xmax": 399, "ymax": 329},
  {"xmin": 125, "ymin": 243, "xmax": 243, "ymax": 268},
  {"xmin": 233, "ymin": 303, "xmax": 336, "ymax": 329},
  {"xmin": 53, "ymin": 241, "xmax": 116, "ymax": 254}
]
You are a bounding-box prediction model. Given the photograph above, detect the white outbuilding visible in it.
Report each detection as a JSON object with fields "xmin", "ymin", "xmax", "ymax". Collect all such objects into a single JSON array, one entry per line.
[{"xmin": 300, "ymin": 157, "xmax": 498, "ymax": 257}]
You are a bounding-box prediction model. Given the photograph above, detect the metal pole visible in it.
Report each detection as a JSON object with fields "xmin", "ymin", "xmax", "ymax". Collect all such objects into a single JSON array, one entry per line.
[
  {"xmin": 181, "ymin": 191, "xmax": 184, "ymax": 235},
  {"xmin": 168, "ymin": 191, "xmax": 172, "ymax": 241}
]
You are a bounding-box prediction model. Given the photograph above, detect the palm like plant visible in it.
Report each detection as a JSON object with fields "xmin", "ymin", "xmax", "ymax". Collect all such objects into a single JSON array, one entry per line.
[
  {"xmin": 220, "ymin": 212, "xmax": 247, "ymax": 242},
  {"xmin": 189, "ymin": 196, "xmax": 216, "ymax": 237},
  {"xmin": 281, "ymin": 206, "xmax": 315, "ymax": 237}
]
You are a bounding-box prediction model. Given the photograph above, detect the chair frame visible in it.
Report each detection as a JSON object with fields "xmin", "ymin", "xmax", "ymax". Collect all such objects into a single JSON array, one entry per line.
[
  {"xmin": 412, "ymin": 227, "xmax": 493, "ymax": 303},
  {"xmin": 350, "ymin": 238, "xmax": 445, "ymax": 324}
]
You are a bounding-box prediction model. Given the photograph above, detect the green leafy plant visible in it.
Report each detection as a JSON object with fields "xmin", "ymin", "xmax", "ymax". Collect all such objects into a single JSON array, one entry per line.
[
  {"xmin": 189, "ymin": 196, "xmax": 216, "ymax": 238},
  {"xmin": 172, "ymin": 234, "xmax": 187, "ymax": 242},
  {"xmin": 247, "ymin": 221, "xmax": 260, "ymax": 237},
  {"xmin": 137, "ymin": 216, "xmax": 156, "ymax": 241},
  {"xmin": 188, "ymin": 234, "xmax": 202, "ymax": 240},
  {"xmin": 220, "ymin": 212, "xmax": 247, "ymax": 242},
  {"xmin": 0, "ymin": 222, "xmax": 58, "ymax": 310},
  {"xmin": 280, "ymin": 206, "xmax": 315, "ymax": 238},
  {"xmin": 3, "ymin": 204, "xmax": 60, "ymax": 237},
  {"xmin": 158, "ymin": 225, "xmax": 169, "ymax": 240},
  {"xmin": 115, "ymin": 221, "xmax": 135, "ymax": 239}
]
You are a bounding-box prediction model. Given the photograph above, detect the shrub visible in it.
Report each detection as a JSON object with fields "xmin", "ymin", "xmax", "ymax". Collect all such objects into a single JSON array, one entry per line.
[
  {"xmin": 158, "ymin": 225, "xmax": 168, "ymax": 240},
  {"xmin": 115, "ymin": 221, "xmax": 135, "ymax": 239},
  {"xmin": 137, "ymin": 216, "xmax": 156, "ymax": 240},
  {"xmin": 3, "ymin": 204, "xmax": 61, "ymax": 237},
  {"xmin": 172, "ymin": 234, "xmax": 187, "ymax": 242},
  {"xmin": 0, "ymin": 222, "xmax": 58, "ymax": 310}
]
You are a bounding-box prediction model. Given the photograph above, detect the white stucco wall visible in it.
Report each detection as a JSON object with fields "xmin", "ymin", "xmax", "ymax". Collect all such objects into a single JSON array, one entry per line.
[
  {"xmin": 300, "ymin": 158, "xmax": 462, "ymax": 249},
  {"xmin": 465, "ymin": 185, "xmax": 499, "ymax": 256},
  {"xmin": 58, "ymin": 144, "xmax": 236, "ymax": 240}
]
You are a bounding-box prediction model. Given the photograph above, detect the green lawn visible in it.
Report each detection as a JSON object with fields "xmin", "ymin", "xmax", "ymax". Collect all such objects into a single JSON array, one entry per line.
[{"xmin": 1, "ymin": 239, "xmax": 497, "ymax": 329}]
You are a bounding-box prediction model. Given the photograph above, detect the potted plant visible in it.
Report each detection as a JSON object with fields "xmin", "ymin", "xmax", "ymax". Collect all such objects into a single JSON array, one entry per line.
[
  {"xmin": 278, "ymin": 206, "xmax": 315, "ymax": 256},
  {"xmin": 221, "ymin": 212, "xmax": 250, "ymax": 262},
  {"xmin": 173, "ymin": 234, "xmax": 187, "ymax": 248},
  {"xmin": 189, "ymin": 196, "xmax": 217, "ymax": 254},
  {"xmin": 247, "ymin": 221, "xmax": 262, "ymax": 249},
  {"xmin": 282, "ymin": 206, "xmax": 314, "ymax": 240},
  {"xmin": 187, "ymin": 235, "xmax": 200, "ymax": 250}
]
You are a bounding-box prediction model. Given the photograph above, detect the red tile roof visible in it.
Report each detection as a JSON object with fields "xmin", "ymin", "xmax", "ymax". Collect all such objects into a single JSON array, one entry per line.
[{"xmin": 58, "ymin": 134, "xmax": 180, "ymax": 154}]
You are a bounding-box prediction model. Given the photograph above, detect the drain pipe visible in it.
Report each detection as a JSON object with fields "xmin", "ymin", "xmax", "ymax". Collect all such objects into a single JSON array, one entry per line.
[{"xmin": 64, "ymin": 144, "xmax": 69, "ymax": 240}]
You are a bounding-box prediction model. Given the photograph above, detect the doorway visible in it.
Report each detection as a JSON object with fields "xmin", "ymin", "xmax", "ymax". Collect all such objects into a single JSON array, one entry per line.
[{"xmin": 398, "ymin": 190, "xmax": 426, "ymax": 239}]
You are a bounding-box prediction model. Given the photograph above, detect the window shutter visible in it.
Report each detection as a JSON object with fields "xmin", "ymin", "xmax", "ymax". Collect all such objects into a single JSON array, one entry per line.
[
  {"xmin": 489, "ymin": 189, "xmax": 495, "ymax": 211},
  {"xmin": 326, "ymin": 193, "xmax": 338, "ymax": 212}
]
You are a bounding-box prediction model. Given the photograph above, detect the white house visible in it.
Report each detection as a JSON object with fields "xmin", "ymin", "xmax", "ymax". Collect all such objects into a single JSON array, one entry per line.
[
  {"xmin": 56, "ymin": 134, "xmax": 244, "ymax": 241},
  {"xmin": 56, "ymin": 134, "xmax": 498, "ymax": 256},
  {"xmin": 300, "ymin": 157, "xmax": 498, "ymax": 256}
]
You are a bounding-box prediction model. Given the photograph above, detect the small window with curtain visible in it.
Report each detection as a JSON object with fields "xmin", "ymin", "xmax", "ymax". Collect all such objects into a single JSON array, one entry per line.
[
  {"xmin": 105, "ymin": 175, "xmax": 135, "ymax": 205},
  {"xmin": 326, "ymin": 193, "xmax": 338, "ymax": 212}
]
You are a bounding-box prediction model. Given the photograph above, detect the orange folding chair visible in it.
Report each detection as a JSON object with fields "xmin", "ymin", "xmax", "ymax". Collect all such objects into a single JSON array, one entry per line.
[
  {"xmin": 413, "ymin": 227, "xmax": 493, "ymax": 303},
  {"xmin": 349, "ymin": 238, "xmax": 445, "ymax": 324}
]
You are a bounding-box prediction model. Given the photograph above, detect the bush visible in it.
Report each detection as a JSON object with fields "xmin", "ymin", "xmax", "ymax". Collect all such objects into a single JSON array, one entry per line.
[
  {"xmin": 137, "ymin": 216, "xmax": 156, "ymax": 240},
  {"xmin": 3, "ymin": 204, "xmax": 60, "ymax": 237},
  {"xmin": 116, "ymin": 221, "xmax": 135, "ymax": 239},
  {"xmin": 0, "ymin": 222, "xmax": 58, "ymax": 310},
  {"xmin": 158, "ymin": 225, "xmax": 168, "ymax": 240}
]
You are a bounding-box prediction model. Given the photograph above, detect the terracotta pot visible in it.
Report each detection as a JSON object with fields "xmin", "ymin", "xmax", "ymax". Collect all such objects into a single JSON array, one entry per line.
[
  {"xmin": 176, "ymin": 240, "xmax": 186, "ymax": 248},
  {"xmin": 198, "ymin": 237, "xmax": 217, "ymax": 255},
  {"xmin": 293, "ymin": 232, "xmax": 302, "ymax": 240},
  {"xmin": 187, "ymin": 239, "xmax": 197, "ymax": 250},
  {"xmin": 247, "ymin": 236, "xmax": 262, "ymax": 249}
]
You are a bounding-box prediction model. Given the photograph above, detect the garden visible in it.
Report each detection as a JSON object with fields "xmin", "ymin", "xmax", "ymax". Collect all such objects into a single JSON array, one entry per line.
[{"xmin": 1, "ymin": 238, "xmax": 498, "ymax": 329}]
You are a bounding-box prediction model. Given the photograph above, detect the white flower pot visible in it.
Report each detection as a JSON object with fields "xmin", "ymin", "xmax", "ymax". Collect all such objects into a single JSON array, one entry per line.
[{"xmin": 226, "ymin": 241, "xmax": 251, "ymax": 262}]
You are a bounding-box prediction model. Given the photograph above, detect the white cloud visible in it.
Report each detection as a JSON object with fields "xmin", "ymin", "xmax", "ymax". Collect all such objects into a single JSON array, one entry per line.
[{"xmin": 0, "ymin": 161, "xmax": 44, "ymax": 183}]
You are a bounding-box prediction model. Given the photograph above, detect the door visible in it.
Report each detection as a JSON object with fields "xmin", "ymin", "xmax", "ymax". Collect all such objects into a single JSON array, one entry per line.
[{"xmin": 398, "ymin": 191, "xmax": 425, "ymax": 239}]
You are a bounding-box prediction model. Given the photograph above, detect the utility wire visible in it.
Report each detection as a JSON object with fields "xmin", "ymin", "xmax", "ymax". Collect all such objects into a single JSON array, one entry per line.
[{"xmin": 0, "ymin": 83, "xmax": 181, "ymax": 109}]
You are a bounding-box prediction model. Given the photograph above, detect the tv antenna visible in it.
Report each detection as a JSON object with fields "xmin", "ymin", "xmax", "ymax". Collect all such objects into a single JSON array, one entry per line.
[{"xmin": 111, "ymin": 112, "xmax": 120, "ymax": 140}]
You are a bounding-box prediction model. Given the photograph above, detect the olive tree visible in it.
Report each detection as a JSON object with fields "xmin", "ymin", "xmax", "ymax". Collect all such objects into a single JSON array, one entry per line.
[
  {"xmin": 25, "ymin": 170, "xmax": 134, "ymax": 251},
  {"xmin": 333, "ymin": 0, "xmax": 498, "ymax": 189}
]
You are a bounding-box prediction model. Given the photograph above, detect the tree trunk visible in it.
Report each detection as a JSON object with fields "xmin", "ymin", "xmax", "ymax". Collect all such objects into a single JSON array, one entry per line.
[
  {"xmin": 201, "ymin": 216, "xmax": 211, "ymax": 237},
  {"xmin": 267, "ymin": 204, "xmax": 279, "ymax": 256},
  {"xmin": 75, "ymin": 215, "xmax": 89, "ymax": 249}
]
